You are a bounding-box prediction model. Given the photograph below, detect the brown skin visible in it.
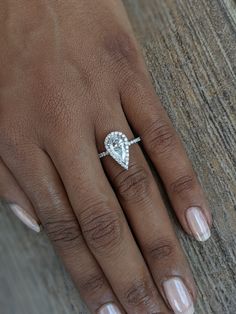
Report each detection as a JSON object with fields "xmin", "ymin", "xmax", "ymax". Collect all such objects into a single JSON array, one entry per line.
[{"xmin": 0, "ymin": 0, "xmax": 212, "ymax": 313}]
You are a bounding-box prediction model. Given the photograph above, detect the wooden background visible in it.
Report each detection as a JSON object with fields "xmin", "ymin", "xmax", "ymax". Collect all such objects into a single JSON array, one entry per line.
[{"xmin": 1, "ymin": 0, "xmax": 236, "ymax": 313}]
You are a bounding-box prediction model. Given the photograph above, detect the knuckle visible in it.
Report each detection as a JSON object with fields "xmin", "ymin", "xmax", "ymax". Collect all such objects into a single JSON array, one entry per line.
[
  {"xmin": 39, "ymin": 86, "xmax": 72, "ymax": 133},
  {"xmin": 44, "ymin": 217, "xmax": 82, "ymax": 250},
  {"xmin": 114, "ymin": 164, "xmax": 151, "ymax": 203},
  {"xmin": 35, "ymin": 67, "xmax": 92, "ymax": 135},
  {"xmin": 79, "ymin": 198, "xmax": 122, "ymax": 254},
  {"xmin": 0, "ymin": 127, "xmax": 27, "ymax": 158},
  {"xmin": 170, "ymin": 174, "xmax": 196, "ymax": 195},
  {"xmin": 124, "ymin": 279, "xmax": 155, "ymax": 307},
  {"xmin": 33, "ymin": 189, "xmax": 61, "ymax": 209},
  {"xmin": 143, "ymin": 119, "xmax": 176, "ymax": 156},
  {"xmin": 79, "ymin": 272, "xmax": 105, "ymax": 295},
  {"xmin": 0, "ymin": 126, "xmax": 11, "ymax": 153},
  {"xmin": 146, "ymin": 238, "xmax": 175, "ymax": 262},
  {"xmin": 102, "ymin": 30, "xmax": 139, "ymax": 69}
]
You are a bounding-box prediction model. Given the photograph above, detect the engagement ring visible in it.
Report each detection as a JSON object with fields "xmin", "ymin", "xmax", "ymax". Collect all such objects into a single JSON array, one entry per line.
[{"xmin": 99, "ymin": 131, "xmax": 141, "ymax": 170}]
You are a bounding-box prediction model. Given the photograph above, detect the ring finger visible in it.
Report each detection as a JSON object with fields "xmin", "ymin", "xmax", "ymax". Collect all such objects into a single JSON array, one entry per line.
[{"xmin": 95, "ymin": 108, "xmax": 196, "ymax": 314}]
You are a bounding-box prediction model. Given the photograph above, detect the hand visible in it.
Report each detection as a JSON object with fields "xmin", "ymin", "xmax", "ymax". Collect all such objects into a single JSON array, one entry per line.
[{"xmin": 0, "ymin": 0, "xmax": 212, "ymax": 313}]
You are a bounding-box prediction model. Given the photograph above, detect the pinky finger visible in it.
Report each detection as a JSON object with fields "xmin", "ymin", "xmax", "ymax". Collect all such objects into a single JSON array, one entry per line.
[{"xmin": 0, "ymin": 159, "xmax": 41, "ymax": 233}]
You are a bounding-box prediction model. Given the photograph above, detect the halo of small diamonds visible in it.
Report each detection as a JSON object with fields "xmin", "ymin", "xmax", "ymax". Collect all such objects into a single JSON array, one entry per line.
[
  {"xmin": 104, "ymin": 131, "xmax": 129, "ymax": 169},
  {"xmin": 99, "ymin": 131, "xmax": 141, "ymax": 170}
]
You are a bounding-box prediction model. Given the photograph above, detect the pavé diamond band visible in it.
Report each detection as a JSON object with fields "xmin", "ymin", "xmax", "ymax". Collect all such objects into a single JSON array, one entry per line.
[{"xmin": 98, "ymin": 131, "xmax": 141, "ymax": 170}]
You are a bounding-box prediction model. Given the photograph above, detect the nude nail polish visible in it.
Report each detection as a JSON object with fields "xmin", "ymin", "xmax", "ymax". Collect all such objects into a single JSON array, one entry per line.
[
  {"xmin": 9, "ymin": 204, "xmax": 41, "ymax": 233},
  {"xmin": 98, "ymin": 303, "xmax": 121, "ymax": 314},
  {"xmin": 186, "ymin": 207, "xmax": 211, "ymax": 242},
  {"xmin": 163, "ymin": 277, "xmax": 194, "ymax": 314}
]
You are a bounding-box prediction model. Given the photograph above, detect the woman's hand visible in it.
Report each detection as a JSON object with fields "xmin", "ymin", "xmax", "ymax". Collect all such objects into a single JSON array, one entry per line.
[{"xmin": 0, "ymin": 0, "xmax": 212, "ymax": 313}]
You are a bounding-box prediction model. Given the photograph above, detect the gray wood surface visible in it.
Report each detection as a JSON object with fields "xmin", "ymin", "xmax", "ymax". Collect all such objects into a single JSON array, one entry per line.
[{"xmin": 1, "ymin": 0, "xmax": 236, "ymax": 313}]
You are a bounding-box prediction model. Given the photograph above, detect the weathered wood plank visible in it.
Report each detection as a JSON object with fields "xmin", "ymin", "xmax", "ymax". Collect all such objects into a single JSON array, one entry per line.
[{"xmin": 0, "ymin": 0, "xmax": 235, "ymax": 313}]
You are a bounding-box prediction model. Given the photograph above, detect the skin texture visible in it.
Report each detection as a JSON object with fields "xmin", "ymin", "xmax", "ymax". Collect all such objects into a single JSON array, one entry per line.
[{"xmin": 0, "ymin": 0, "xmax": 212, "ymax": 313}]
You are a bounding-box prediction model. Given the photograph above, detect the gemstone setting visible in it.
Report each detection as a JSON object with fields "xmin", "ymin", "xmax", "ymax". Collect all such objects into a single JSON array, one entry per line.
[{"xmin": 104, "ymin": 131, "xmax": 129, "ymax": 170}]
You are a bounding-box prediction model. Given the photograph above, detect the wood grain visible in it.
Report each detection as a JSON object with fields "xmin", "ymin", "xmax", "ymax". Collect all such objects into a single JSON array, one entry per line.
[{"xmin": 0, "ymin": 0, "xmax": 236, "ymax": 313}]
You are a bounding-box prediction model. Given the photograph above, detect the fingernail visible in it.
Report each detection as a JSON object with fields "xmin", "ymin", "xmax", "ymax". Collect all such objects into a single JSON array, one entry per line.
[
  {"xmin": 186, "ymin": 207, "xmax": 211, "ymax": 242},
  {"xmin": 163, "ymin": 277, "xmax": 194, "ymax": 314},
  {"xmin": 98, "ymin": 303, "xmax": 121, "ymax": 314},
  {"xmin": 9, "ymin": 204, "xmax": 41, "ymax": 233}
]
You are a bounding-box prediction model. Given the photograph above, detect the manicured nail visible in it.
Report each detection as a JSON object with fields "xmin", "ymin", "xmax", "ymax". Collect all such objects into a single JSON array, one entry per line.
[
  {"xmin": 163, "ymin": 277, "xmax": 194, "ymax": 314},
  {"xmin": 186, "ymin": 207, "xmax": 211, "ymax": 242},
  {"xmin": 98, "ymin": 303, "xmax": 121, "ymax": 314},
  {"xmin": 9, "ymin": 204, "xmax": 41, "ymax": 233}
]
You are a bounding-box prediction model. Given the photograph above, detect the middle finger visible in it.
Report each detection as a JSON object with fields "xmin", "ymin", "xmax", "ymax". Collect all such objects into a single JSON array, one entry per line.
[{"xmin": 47, "ymin": 127, "xmax": 169, "ymax": 313}]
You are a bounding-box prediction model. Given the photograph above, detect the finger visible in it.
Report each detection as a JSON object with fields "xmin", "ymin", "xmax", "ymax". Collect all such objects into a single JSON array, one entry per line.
[
  {"xmin": 120, "ymin": 74, "xmax": 212, "ymax": 242},
  {"xmin": 0, "ymin": 158, "xmax": 41, "ymax": 232},
  {"xmin": 47, "ymin": 130, "xmax": 170, "ymax": 313},
  {"xmin": 95, "ymin": 110, "xmax": 196, "ymax": 314},
  {"xmin": 1, "ymin": 147, "xmax": 124, "ymax": 314}
]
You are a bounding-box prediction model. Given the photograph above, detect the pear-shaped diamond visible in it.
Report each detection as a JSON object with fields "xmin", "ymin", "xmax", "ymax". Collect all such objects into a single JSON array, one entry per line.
[{"xmin": 104, "ymin": 131, "xmax": 129, "ymax": 169}]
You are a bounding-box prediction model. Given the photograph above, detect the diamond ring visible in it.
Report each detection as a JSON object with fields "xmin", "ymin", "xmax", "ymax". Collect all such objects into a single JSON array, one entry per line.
[{"xmin": 98, "ymin": 131, "xmax": 141, "ymax": 170}]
